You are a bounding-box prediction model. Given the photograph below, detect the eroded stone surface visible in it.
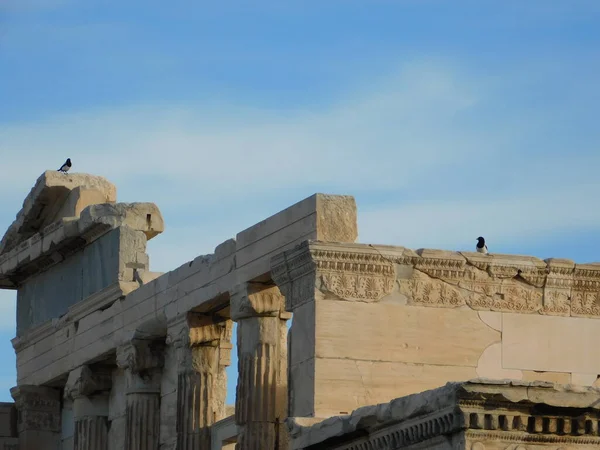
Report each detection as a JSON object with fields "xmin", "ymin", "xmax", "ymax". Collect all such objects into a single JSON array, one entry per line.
[
  {"xmin": 289, "ymin": 379, "xmax": 600, "ymax": 450},
  {"xmin": 8, "ymin": 185, "xmax": 600, "ymax": 450},
  {"xmin": 0, "ymin": 171, "xmax": 117, "ymax": 254}
]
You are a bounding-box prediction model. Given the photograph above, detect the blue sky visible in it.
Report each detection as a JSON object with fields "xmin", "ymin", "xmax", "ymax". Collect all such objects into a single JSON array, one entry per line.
[{"xmin": 1, "ymin": 0, "xmax": 600, "ymax": 404}]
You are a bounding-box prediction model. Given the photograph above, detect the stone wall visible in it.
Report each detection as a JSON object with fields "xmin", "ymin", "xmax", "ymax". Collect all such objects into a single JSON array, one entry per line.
[
  {"xmin": 16, "ymin": 226, "xmax": 148, "ymax": 335},
  {"xmin": 272, "ymin": 241, "xmax": 600, "ymax": 420}
]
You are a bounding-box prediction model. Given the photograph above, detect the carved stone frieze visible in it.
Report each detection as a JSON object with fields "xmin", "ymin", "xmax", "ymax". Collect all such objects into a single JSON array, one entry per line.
[
  {"xmin": 463, "ymin": 281, "xmax": 543, "ymax": 313},
  {"xmin": 272, "ymin": 242, "xmax": 600, "ymax": 318},
  {"xmin": 400, "ymin": 277, "xmax": 465, "ymax": 307},
  {"xmin": 571, "ymin": 290, "xmax": 600, "ymax": 317},
  {"xmin": 541, "ymin": 289, "xmax": 571, "ymax": 316},
  {"xmin": 271, "ymin": 241, "xmax": 397, "ymax": 309}
]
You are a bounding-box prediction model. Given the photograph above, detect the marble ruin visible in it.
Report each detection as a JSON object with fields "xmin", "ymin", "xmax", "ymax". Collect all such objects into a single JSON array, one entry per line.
[{"xmin": 0, "ymin": 171, "xmax": 600, "ymax": 449}]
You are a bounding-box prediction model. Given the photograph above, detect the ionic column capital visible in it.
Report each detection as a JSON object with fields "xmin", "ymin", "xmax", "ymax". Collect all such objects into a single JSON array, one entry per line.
[
  {"xmin": 188, "ymin": 312, "xmax": 232, "ymax": 346},
  {"xmin": 116, "ymin": 339, "xmax": 165, "ymax": 374},
  {"xmin": 64, "ymin": 365, "xmax": 112, "ymax": 401},
  {"xmin": 10, "ymin": 385, "xmax": 61, "ymax": 434}
]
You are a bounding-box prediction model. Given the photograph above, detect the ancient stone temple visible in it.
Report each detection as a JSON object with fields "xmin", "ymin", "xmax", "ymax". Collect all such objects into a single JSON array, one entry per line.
[{"xmin": 1, "ymin": 171, "xmax": 600, "ymax": 449}]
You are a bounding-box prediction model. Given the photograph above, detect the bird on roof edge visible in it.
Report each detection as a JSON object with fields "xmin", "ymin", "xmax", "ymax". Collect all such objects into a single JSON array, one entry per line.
[
  {"xmin": 476, "ymin": 236, "xmax": 488, "ymax": 254},
  {"xmin": 58, "ymin": 158, "xmax": 72, "ymax": 173}
]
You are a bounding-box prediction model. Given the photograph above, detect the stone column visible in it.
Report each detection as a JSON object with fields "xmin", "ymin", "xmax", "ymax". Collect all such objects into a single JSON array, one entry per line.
[
  {"xmin": 231, "ymin": 283, "xmax": 290, "ymax": 450},
  {"xmin": 116, "ymin": 339, "xmax": 164, "ymax": 450},
  {"xmin": 64, "ymin": 365, "xmax": 112, "ymax": 450},
  {"xmin": 171, "ymin": 312, "xmax": 232, "ymax": 449},
  {"xmin": 10, "ymin": 385, "xmax": 61, "ymax": 450}
]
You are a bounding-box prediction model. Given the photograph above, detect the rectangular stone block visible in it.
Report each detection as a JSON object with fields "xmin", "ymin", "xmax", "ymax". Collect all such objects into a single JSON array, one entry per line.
[
  {"xmin": 289, "ymin": 301, "xmax": 315, "ymax": 367},
  {"xmin": 316, "ymin": 301, "xmax": 500, "ymax": 367},
  {"xmin": 237, "ymin": 194, "xmax": 357, "ymax": 280},
  {"xmin": 313, "ymin": 358, "xmax": 477, "ymax": 418},
  {"xmin": 502, "ymin": 313, "xmax": 600, "ymax": 374},
  {"xmin": 16, "ymin": 227, "xmax": 146, "ymax": 336}
]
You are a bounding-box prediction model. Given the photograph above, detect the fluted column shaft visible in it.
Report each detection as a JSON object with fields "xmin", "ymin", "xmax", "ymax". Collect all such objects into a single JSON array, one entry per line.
[
  {"xmin": 231, "ymin": 284, "xmax": 289, "ymax": 450},
  {"xmin": 125, "ymin": 393, "xmax": 160, "ymax": 450},
  {"xmin": 171, "ymin": 313, "xmax": 232, "ymax": 450},
  {"xmin": 117, "ymin": 340, "xmax": 165, "ymax": 450},
  {"xmin": 65, "ymin": 365, "xmax": 112, "ymax": 450},
  {"xmin": 74, "ymin": 416, "xmax": 108, "ymax": 450}
]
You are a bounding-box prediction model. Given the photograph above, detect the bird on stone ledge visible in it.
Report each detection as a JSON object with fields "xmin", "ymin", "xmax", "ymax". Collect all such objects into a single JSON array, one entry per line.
[
  {"xmin": 58, "ymin": 158, "xmax": 72, "ymax": 173},
  {"xmin": 476, "ymin": 236, "xmax": 488, "ymax": 254}
]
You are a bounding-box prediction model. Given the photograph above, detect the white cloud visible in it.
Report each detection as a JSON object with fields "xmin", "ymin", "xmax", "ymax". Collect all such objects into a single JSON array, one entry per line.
[
  {"xmin": 0, "ymin": 60, "xmax": 484, "ymax": 201},
  {"xmin": 1, "ymin": 58, "xmax": 600, "ymax": 276}
]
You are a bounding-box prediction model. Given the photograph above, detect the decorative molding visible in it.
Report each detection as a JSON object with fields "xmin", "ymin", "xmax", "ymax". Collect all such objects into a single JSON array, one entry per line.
[
  {"xmin": 270, "ymin": 242, "xmax": 600, "ymax": 317},
  {"xmin": 330, "ymin": 408, "xmax": 462, "ymax": 450},
  {"xmin": 401, "ymin": 278, "xmax": 465, "ymax": 307},
  {"xmin": 271, "ymin": 242, "xmax": 398, "ymax": 309},
  {"xmin": 289, "ymin": 380, "xmax": 600, "ymax": 450}
]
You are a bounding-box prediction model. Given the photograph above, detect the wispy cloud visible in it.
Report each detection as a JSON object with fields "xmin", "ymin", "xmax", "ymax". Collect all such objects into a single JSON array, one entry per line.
[{"xmin": 1, "ymin": 57, "xmax": 599, "ymax": 272}]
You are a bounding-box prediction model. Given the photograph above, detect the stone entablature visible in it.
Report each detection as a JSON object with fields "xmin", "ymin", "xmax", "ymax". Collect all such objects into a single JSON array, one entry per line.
[
  {"xmin": 272, "ymin": 241, "xmax": 600, "ymax": 318},
  {"xmin": 288, "ymin": 379, "xmax": 600, "ymax": 450}
]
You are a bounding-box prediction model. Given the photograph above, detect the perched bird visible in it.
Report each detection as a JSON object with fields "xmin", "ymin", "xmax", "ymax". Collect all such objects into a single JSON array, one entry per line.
[
  {"xmin": 58, "ymin": 158, "xmax": 72, "ymax": 173},
  {"xmin": 476, "ymin": 236, "xmax": 488, "ymax": 254}
]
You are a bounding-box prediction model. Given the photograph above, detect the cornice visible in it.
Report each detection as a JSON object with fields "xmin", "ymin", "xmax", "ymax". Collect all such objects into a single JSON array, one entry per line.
[{"xmin": 271, "ymin": 241, "xmax": 600, "ymax": 318}]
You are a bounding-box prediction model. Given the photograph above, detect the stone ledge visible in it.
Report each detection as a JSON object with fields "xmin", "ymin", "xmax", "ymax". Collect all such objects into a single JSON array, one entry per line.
[
  {"xmin": 0, "ymin": 203, "xmax": 163, "ymax": 288},
  {"xmin": 289, "ymin": 378, "xmax": 600, "ymax": 450}
]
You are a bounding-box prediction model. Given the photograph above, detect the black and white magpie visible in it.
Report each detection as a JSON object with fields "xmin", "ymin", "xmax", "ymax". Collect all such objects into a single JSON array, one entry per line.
[
  {"xmin": 58, "ymin": 158, "xmax": 72, "ymax": 173},
  {"xmin": 476, "ymin": 236, "xmax": 488, "ymax": 254}
]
